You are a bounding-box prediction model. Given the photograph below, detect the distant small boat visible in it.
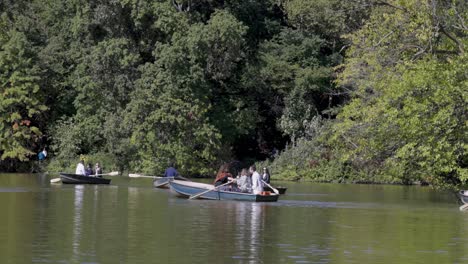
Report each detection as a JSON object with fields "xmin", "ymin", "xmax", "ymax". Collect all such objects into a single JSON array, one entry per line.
[
  {"xmin": 169, "ymin": 180, "xmax": 279, "ymax": 202},
  {"xmin": 60, "ymin": 173, "xmax": 111, "ymax": 184},
  {"xmin": 458, "ymin": 191, "xmax": 468, "ymax": 204},
  {"xmin": 153, "ymin": 176, "xmax": 189, "ymax": 189},
  {"xmin": 264, "ymin": 186, "xmax": 287, "ymax": 194}
]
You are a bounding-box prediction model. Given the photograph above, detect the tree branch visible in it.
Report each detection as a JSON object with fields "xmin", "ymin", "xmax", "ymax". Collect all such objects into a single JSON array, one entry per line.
[{"xmin": 439, "ymin": 26, "xmax": 465, "ymax": 55}]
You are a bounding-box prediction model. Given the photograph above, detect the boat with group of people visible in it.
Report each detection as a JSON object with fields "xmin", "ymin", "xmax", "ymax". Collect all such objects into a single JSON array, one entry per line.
[
  {"xmin": 169, "ymin": 180, "xmax": 279, "ymax": 202},
  {"xmin": 53, "ymin": 160, "xmax": 285, "ymax": 202},
  {"xmin": 168, "ymin": 164, "xmax": 282, "ymax": 202},
  {"xmin": 53, "ymin": 160, "xmax": 114, "ymax": 184}
]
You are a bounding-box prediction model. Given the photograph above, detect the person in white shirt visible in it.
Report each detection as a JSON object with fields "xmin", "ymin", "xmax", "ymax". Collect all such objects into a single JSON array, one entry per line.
[
  {"xmin": 75, "ymin": 160, "xmax": 85, "ymax": 175},
  {"xmin": 250, "ymin": 165, "xmax": 263, "ymax": 194}
]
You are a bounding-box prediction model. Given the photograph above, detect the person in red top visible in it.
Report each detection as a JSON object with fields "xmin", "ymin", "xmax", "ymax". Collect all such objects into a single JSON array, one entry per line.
[
  {"xmin": 213, "ymin": 163, "xmax": 240, "ymax": 191},
  {"xmin": 214, "ymin": 163, "xmax": 233, "ymax": 186}
]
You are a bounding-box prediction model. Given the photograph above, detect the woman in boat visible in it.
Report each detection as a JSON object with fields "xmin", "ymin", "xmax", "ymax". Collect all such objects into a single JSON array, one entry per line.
[
  {"xmin": 262, "ymin": 167, "xmax": 271, "ymax": 184},
  {"xmin": 94, "ymin": 163, "xmax": 103, "ymax": 176},
  {"xmin": 237, "ymin": 168, "xmax": 252, "ymax": 193},
  {"xmin": 75, "ymin": 160, "xmax": 85, "ymax": 175},
  {"xmin": 213, "ymin": 164, "xmax": 237, "ymax": 191},
  {"xmin": 250, "ymin": 165, "xmax": 263, "ymax": 194}
]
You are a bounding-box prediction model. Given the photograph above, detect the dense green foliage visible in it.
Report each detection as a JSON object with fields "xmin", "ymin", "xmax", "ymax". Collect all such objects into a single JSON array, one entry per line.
[{"xmin": 0, "ymin": 0, "xmax": 466, "ymax": 188}]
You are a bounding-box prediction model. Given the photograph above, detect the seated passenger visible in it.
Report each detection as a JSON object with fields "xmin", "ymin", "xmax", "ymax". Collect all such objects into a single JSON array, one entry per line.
[
  {"xmin": 85, "ymin": 163, "xmax": 93, "ymax": 176},
  {"xmin": 237, "ymin": 168, "xmax": 252, "ymax": 193},
  {"xmin": 214, "ymin": 164, "xmax": 239, "ymax": 191},
  {"xmin": 75, "ymin": 160, "xmax": 85, "ymax": 175}
]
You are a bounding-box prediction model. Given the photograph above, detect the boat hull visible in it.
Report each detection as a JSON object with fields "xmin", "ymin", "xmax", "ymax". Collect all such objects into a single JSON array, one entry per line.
[
  {"xmin": 169, "ymin": 180, "xmax": 279, "ymax": 202},
  {"xmin": 459, "ymin": 191, "xmax": 468, "ymax": 204},
  {"xmin": 153, "ymin": 176, "xmax": 189, "ymax": 188},
  {"xmin": 60, "ymin": 173, "xmax": 111, "ymax": 184},
  {"xmin": 264, "ymin": 186, "xmax": 287, "ymax": 194}
]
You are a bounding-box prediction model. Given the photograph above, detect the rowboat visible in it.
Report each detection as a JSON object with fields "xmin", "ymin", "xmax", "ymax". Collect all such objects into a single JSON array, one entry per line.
[
  {"xmin": 60, "ymin": 173, "xmax": 111, "ymax": 184},
  {"xmin": 153, "ymin": 176, "xmax": 189, "ymax": 188},
  {"xmin": 169, "ymin": 180, "xmax": 279, "ymax": 202},
  {"xmin": 264, "ymin": 186, "xmax": 287, "ymax": 194},
  {"xmin": 458, "ymin": 190, "xmax": 468, "ymax": 204}
]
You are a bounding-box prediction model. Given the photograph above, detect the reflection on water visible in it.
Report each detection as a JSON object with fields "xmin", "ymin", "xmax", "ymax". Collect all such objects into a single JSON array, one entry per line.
[
  {"xmin": 72, "ymin": 185, "xmax": 84, "ymax": 262},
  {"xmin": 232, "ymin": 203, "xmax": 265, "ymax": 263},
  {"xmin": 1, "ymin": 174, "xmax": 468, "ymax": 264}
]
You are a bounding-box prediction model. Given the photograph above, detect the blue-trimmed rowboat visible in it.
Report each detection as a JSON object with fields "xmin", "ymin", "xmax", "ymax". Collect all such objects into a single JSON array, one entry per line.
[
  {"xmin": 60, "ymin": 173, "xmax": 111, "ymax": 184},
  {"xmin": 153, "ymin": 176, "xmax": 190, "ymax": 188},
  {"xmin": 169, "ymin": 180, "xmax": 279, "ymax": 202}
]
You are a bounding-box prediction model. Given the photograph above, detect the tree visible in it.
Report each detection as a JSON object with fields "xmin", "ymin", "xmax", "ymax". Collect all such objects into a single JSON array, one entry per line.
[
  {"xmin": 0, "ymin": 24, "xmax": 47, "ymax": 161},
  {"xmin": 332, "ymin": 0, "xmax": 467, "ymax": 187},
  {"xmin": 124, "ymin": 10, "xmax": 249, "ymax": 175}
]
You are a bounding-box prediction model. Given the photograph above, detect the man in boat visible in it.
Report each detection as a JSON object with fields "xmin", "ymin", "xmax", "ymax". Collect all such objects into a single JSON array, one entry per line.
[
  {"xmin": 164, "ymin": 163, "xmax": 179, "ymax": 177},
  {"xmin": 75, "ymin": 160, "xmax": 85, "ymax": 175},
  {"xmin": 250, "ymin": 165, "xmax": 264, "ymax": 194}
]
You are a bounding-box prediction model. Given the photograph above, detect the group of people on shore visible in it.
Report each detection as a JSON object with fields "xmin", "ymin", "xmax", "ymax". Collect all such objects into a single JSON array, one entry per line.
[
  {"xmin": 213, "ymin": 164, "xmax": 271, "ymax": 194},
  {"xmin": 75, "ymin": 160, "xmax": 103, "ymax": 177}
]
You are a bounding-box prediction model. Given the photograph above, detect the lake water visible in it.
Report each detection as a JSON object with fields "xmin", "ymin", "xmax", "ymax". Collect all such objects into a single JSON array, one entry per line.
[{"xmin": 1, "ymin": 173, "xmax": 467, "ymax": 264}]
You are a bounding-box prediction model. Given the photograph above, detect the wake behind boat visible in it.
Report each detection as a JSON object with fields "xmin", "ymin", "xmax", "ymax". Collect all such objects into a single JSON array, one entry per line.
[
  {"xmin": 60, "ymin": 173, "xmax": 111, "ymax": 184},
  {"xmin": 169, "ymin": 180, "xmax": 279, "ymax": 202}
]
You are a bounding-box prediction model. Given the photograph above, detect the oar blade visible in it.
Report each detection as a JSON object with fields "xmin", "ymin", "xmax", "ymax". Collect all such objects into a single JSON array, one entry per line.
[
  {"xmin": 107, "ymin": 171, "xmax": 119, "ymax": 176},
  {"xmin": 128, "ymin": 174, "xmax": 141, "ymax": 178},
  {"xmin": 50, "ymin": 178, "xmax": 61, "ymax": 183}
]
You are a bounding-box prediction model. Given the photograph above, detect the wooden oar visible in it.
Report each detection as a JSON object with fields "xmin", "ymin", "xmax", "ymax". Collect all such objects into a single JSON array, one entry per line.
[
  {"xmin": 129, "ymin": 173, "xmax": 163, "ymax": 179},
  {"xmin": 189, "ymin": 181, "xmax": 232, "ymax": 200},
  {"xmin": 50, "ymin": 171, "xmax": 119, "ymax": 183},
  {"xmin": 262, "ymin": 180, "xmax": 279, "ymax": 195}
]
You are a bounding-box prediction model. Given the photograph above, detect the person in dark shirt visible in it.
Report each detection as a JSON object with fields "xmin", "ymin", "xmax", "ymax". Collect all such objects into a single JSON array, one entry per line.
[
  {"xmin": 164, "ymin": 163, "xmax": 179, "ymax": 177},
  {"xmin": 85, "ymin": 163, "xmax": 94, "ymax": 176},
  {"xmin": 262, "ymin": 167, "xmax": 271, "ymax": 184}
]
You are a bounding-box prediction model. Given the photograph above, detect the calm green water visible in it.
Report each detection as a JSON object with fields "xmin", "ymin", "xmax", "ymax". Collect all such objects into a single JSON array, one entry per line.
[{"xmin": 1, "ymin": 173, "xmax": 467, "ymax": 264}]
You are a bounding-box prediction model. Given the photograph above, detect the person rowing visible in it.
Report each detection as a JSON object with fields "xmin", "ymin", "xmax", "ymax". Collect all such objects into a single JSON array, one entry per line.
[
  {"xmin": 164, "ymin": 163, "xmax": 179, "ymax": 177},
  {"xmin": 213, "ymin": 163, "xmax": 239, "ymax": 192}
]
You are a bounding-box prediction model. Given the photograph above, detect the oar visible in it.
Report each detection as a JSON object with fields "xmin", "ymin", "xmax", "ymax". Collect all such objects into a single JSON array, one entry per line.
[
  {"xmin": 262, "ymin": 180, "xmax": 279, "ymax": 195},
  {"xmin": 98, "ymin": 171, "xmax": 119, "ymax": 176},
  {"xmin": 189, "ymin": 181, "xmax": 232, "ymax": 200},
  {"xmin": 50, "ymin": 171, "xmax": 119, "ymax": 183},
  {"xmin": 129, "ymin": 173, "xmax": 163, "ymax": 179},
  {"xmin": 50, "ymin": 178, "xmax": 61, "ymax": 183}
]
